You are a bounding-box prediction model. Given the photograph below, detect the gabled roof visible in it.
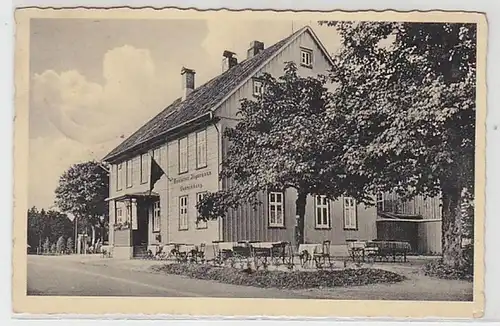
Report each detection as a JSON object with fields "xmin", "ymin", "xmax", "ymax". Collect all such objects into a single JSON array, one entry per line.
[{"xmin": 102, "ymin": 26, "xmax": 331, "ymax": 163}]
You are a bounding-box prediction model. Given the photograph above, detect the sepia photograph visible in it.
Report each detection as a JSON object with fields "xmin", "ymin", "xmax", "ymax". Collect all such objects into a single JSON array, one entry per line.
[{"xmin": 12, "ymin": 7, "xmax": 486, "ymax": 318}]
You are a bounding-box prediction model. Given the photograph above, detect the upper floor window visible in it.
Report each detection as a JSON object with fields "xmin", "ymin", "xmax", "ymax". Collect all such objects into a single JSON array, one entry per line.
[
  {"xmin": 315, "ymin": 195, "xmax": 330, "ymax": 229},
  {"xmin": 196, "ymin": 192, "xmax": 208, "ymax": 229},
  {"xmin": 300, "ymin": 48, "xmax": 313, "ymax": 67},
  {"xmin": 178, "ymin": 137, "xmax": 188, "ymax": 174},
  {"xmin": 343, "ymin": 196, "xmax": 357, "ymax": 230},
  {"xmin": 153, "ymin": 147, "xmax": 162, "ymax": 165},
  {"xmin": 116, "ymin": 163, "xmax": 123, "ymax": 191},
  {"xmin": 268, "ymin": 192, "xmax": 284, "ymax": 227},
  {"xmin": 252, "ymin": 79, "xmax": 263, "ymax": 96},
  {"xmin": 126, "ymin": 159, "xmax": 133, "ymax": 188},
  {"xmin": 196, "ymin": 129, "xmax": 207, "ymax": 169},
  {"xmin": 140, "ymin": 153, "xmax": 149, "ymax": 184}
]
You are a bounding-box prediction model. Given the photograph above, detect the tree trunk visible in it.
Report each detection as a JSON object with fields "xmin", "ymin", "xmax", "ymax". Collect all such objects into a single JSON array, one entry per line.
[
  {"xmin": 295, "ymin": 190, "xmax": 307, "ymax": 247},
  {"xmin": 91, "ymin": 225, "xmax": 96, "ymax": 246},
  {"xmin": 441, "ymin": 185, "xmax": 465, "ymax": 268}
]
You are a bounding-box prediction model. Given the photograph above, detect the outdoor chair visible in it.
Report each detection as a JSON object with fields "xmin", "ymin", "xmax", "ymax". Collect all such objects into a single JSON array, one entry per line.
[
  {"xmin": 211, "ymin": 241, "xmax": 234, "ymax": 266},
  {"xmin": 313, "ymin": 240, "xmax": 333, "ymax": 269},
  {"xmin": 347, "ymin": 239, "xmax": 366, "ymax": 263},
  {"xmin": 232, "ymin": 245, "xmax": 253, "ymax": 268},
  {"xmin": 190, "ymin": 243, "xmax": 206, "ymax": 264}
]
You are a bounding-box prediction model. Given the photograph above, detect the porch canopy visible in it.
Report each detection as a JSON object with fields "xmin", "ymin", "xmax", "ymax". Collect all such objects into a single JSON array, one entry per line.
[{"xmin": 105, "ymin": 191, "xmax": 160, "ymax": 202}]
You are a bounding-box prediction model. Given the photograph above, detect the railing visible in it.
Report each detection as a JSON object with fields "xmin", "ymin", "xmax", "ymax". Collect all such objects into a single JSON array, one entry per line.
[{"xmin": 378, "ymin": 193, "xmax": 441, "ymax": 220}]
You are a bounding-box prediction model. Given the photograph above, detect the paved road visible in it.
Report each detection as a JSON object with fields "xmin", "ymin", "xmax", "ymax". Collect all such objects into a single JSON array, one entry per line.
[
  {"xmin": 27, "ymin": 255, "xmax": 313, "ymax": 298},
  {"xmin": 27, "ymin": 255, "xmax": 473, "ymax": 301}
]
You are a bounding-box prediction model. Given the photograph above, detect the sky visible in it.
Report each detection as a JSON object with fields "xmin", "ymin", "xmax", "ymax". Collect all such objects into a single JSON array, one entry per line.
[{"xmin": 28, "ymin": 18, "xmax": 342, "ymax": 209}]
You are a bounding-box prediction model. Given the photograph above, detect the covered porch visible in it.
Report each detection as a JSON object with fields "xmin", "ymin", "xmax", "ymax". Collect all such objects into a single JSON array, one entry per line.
[{"xmin": 106, "ymin": 191, "xmax": 160, "ymax": 259}]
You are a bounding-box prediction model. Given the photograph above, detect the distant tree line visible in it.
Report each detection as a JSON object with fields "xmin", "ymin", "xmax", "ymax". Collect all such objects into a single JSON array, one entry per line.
[{"xmin": 27, "ymin": 207, "xmax": 74, "ymax": 254}]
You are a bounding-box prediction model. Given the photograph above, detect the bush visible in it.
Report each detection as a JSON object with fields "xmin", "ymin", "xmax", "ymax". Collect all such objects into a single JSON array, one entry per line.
[
  {"xmin": 50, "ymin": 243, "xmax": 57, "ymax": 254},
  {"xmin": 152, "ymin": 264, "xmax": 406, "ymax": 289},
  {"xmin": 56, "ymin": 236, "xmax": 65, "ymax": 254},
  {"xmin": 42, "ymin": 238, "xmax": 50, "ymax": 254}
]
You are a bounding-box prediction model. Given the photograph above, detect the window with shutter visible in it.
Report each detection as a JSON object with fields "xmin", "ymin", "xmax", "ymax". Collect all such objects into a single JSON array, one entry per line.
[
  {"xmin": 179, "ymin": 195, "xmax": 189, "ymax": 230},
  {"xmin": 178, "ymin": 137, "xmax": 188, "ymax": 173},
  {"xmin": 196, "ymin": 130, "xmax": 207, "ymax": 169},
  {"xmin": 196, "ymin": 192, "xmax": 208, "ymax": 229}
]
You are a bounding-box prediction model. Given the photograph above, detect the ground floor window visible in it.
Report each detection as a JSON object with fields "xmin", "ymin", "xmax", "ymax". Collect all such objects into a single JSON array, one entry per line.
[
  {"xmin": 196, "ymin": 192, "xmax": 208, "ymax": 229},
  {"xmin": 343, "ymin": 196, "xmax": 357, "ymax": 230},
  {"xmin": 315, "ymin": 195, "xmax": 330, "ymax": 228},
  {"xmin": 116, "ymin": 207, "xmax": 123, "ymax": 224},
  {"xmin": 268, "ymin": 192, "xmax": 284, "ymax": 227},
  {"xmin": 152, "ymin": 200, "xmax": 160, "ymax": 232},
  {"xmin": 179, "ymin": 195, "xmax": 189, "ymax": 230}
]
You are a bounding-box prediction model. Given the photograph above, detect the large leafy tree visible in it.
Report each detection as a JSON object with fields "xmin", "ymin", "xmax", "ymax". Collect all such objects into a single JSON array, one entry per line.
[
  {"xmin": 54, "ymin": 161, "xmax": 109, "ymax": 245},
  {"xmin": 197, "ymin": 62, "xmax": 362, "ymax": 245},
  {"xmin": 319, "ymin": 21, "xmax": 476, "ymax": 267}
]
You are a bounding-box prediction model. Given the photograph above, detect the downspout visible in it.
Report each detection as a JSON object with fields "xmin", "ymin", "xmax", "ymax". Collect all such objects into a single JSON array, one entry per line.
[{"xmin": 212, "ymin": 113, "xmax": 223, "ymax": 242}]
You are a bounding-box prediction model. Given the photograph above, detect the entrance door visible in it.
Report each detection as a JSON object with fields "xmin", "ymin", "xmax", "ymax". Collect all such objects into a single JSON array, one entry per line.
[{"xmin": 132, "ymin": 202, "xmax": 149, "ymax": 256}]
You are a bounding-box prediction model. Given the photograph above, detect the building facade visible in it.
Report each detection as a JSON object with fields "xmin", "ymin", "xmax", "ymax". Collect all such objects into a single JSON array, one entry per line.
[{"xmin": 103, "ymin": 26, "xmax": 439, "ymax": 259}]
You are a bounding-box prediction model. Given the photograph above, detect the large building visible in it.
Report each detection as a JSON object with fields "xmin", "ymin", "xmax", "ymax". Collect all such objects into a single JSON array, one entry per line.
[{"xmin": 102, "ymin": 26, "xmax": 442, "ymax": 259}]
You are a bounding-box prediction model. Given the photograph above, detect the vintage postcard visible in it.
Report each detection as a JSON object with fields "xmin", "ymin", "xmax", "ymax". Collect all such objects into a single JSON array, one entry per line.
[{"xmin": 12, "ymin": 7, "xmax": 486, "ymax": 318}]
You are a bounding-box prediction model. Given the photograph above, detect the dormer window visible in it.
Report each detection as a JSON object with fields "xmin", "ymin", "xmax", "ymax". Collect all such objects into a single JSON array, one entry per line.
[{"xmin": 300, "ymin": 47, "xmax": 313, "ymax": 68}]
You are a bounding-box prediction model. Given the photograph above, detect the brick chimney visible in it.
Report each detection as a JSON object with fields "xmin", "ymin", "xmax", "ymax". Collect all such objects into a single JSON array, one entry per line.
[
  {"xmin": 247, "ymin": 41, "xmax": 264, "ymax": 59},
  {"xmin": 222, "ymin": 50, "xmax": 238, "ymax": 72},
  {"xmin": 181, "ymin": 67, "xmax": 195, "ymax": 101}
]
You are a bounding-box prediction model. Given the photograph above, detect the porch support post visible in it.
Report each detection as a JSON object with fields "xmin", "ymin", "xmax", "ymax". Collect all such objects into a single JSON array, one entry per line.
[{"xmin": 131, "ymin": 198, "xmax": 138, "ymax": 230}]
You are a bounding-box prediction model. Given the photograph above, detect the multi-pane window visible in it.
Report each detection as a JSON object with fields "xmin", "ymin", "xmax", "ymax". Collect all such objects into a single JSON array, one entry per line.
[
  {"xmin": 140, "ymin": 153, "xmax": 149, "ymax": 184},
  {"xmin": 196, "ymin": 192, "xmax": 208, "ymax": 229},
  {"xmin": 268, "ymin": 192, "xmax": 284, "ymax": 227},
  {"xmin": 178, "ymin": 137, "xmax": 188, "ymax": 173},
  {"xmin": 300, "ymin": 48, "xmax": 313, "ymax": 67},
  {"xmin": 179, "ymin": 195, "xmax": 189, "ymax": 230},
  {"xmin": 253, "ymin": 80, "xmax": 263, "ymax": 96},
  {"xmin": 116, "ymin": 163, "xmax": 123, "ymax": 191},
  {"xmin": 126, "ymin": 159, "xmax": 133, "ymax": 188},
  {"xmin": 196, "ymin": 130, "xmax": 207, "ymax": 169},
  {"xmin": 152, "ymin": 200, "xmax": 160, "ymax": 232},
  {"xmin": 315, "ymin": 195, "xmax": 330, "ymax": 228},
  {"xmin": 116, "ymin": 207, "xmax": 123, "ymax": 224},
  {"xmin": 376, "ymin": 192, "xmax": 385, "ymax": 212},
  {"xmin": 343, "ymin": 197, "xmax": 357, "ymax": 230}
]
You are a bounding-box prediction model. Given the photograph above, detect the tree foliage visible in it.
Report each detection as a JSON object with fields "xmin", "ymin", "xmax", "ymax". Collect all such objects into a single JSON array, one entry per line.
[
  {"xmin": 197, "ymin": 62, "xmax": 360, "ymax": 245},
  {"xmin": 54, "ymin": 160, "xmax": 109, "ymax": 243},
  {"xmin": 319, "ymin": 21, "xmax": 476, "ymax": 267},
  {"xmin": 56, "ymin": 236, "xmax": 66, "ymax": 254},
  {"xmin": 66, "ymin": 237, "xmax": 74, "ymax": 254},
  {"xmin": 27, "ymin": 207, "xmax": 74, "ymax": 252}
]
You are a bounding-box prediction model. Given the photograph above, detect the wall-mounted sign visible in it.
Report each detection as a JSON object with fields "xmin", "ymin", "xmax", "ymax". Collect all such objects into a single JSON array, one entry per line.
[
  {"xmin": 172, "ymin": 170, "xmax": 212, "ymax": 185},
  {"xmin": 180, "ymin": 184, "xmax": 203, "ymax": 192}
]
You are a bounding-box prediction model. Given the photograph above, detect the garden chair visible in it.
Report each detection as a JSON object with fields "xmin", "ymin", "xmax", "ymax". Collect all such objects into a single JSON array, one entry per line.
[{"xmin": 313, "ymin": 240, "xmax": 333, "ymax": 269}]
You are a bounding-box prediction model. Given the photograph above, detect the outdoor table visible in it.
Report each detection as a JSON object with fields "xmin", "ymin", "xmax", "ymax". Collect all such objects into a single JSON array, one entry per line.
[{"xmin": 368, "ymin": 240, "xmax": 411, "ymax": 262}]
